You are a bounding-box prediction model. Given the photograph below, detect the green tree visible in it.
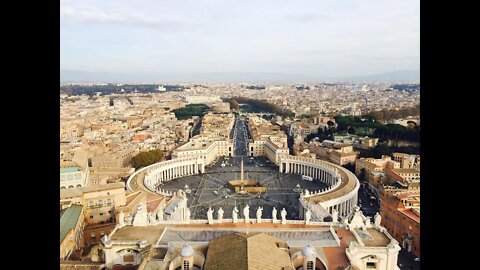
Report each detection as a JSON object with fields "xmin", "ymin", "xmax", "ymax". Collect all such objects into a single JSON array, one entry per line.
[
  {"xmin": 371, "ymin": 143, "xmax": 393, "ymax": 159},
  {"xmin": 130, "ymin": 150, "xmax": 165, "ymax": 169},
  {"xmin": 347, "ymin": 126, "xmax": 356, "ymax": 134}
]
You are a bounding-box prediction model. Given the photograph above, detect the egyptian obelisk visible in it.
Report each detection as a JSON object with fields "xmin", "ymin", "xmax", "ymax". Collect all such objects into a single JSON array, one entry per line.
[{"xmin": 240, "ymin": 159, "xmax": 244, "ymax": 192}]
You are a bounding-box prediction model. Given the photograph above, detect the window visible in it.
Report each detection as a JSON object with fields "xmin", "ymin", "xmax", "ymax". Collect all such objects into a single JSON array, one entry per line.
[
  {"xmin": 100, "ymin": 213, "xmax": 104, "ymax": 216},
  {"xmin": 307, "ymin": 261, "xmax": 314, "ymax": 270},
  {"xmin": 366, "ymin": 262, "xmax": 377, "ymax": 269},
  {"xmin": 183, "ymin": 261, "xmax": 190, "ymax": 270},
  {"xmin": 90, "ymin": 215, "xmax": 93, "ymax": 219}
]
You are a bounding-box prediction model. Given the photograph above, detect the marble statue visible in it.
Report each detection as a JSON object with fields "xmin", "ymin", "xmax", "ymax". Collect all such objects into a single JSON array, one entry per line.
[
  {"xmin": 256, "ymin": 207, "xmax": 263, "ymax": 223},
  {"xmin": 272, "ymin": 207, "xmax": 278, "ymax": 223},
  {"xmin": 207, "ymin": 207, "xmax": 214, "ymax": 224},
  {"xmin": 232, "ymin": 206, "xmax": 239, "ymax": 223},
  {"xmin": 305, "ymin": 209, "xmax": 311, "ymax": 225},
  {"xmin": 332, "ymin": 209, "xmax": 338, "ymax": 222},
  {"xmin": 177, "ymin": 189, "xmax": 186, "ymax": 199},
  {"xmin": 281, "ymin": 208, "xmax": 287, "ymax": 224},
  {"xmin": 185, "ymin": 208, "xmax": 191, "ymax": 222},
  {"xmin": 374, "ymin": 212, "xmax": 381, "ymax": 227},
  {"xmin": 243, "ymin": 204, "xmax": 250, "ymax": 223},
  {"xmin": 217, "ymin": 207, "xmax": 224, "ymax": 223},
  {"xmin": 305, "ymin": 189, "xmax": 310, "ymax": 196}
]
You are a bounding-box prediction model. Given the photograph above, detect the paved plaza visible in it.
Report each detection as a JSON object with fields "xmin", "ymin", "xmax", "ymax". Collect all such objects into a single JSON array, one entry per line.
[{"xmin": 158, "ymin": 156, "xmax": 330, "ymax": 220}]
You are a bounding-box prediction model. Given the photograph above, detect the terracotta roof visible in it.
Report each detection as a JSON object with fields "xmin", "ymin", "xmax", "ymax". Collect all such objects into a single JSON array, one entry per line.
[
  {"xmin": 400, "ymin": 208, "xmax": 420, "ymax": 223},
  {"xmin": 392, "ymin": 168, "xmax": 420, "ymax": 174},
  {"xmin": 125, "ymin": 191, "xmax": 142, "ymax": 205},
  {"xmin": 203, "ymin": 232, "xmax": 294, "ymax": 270}
]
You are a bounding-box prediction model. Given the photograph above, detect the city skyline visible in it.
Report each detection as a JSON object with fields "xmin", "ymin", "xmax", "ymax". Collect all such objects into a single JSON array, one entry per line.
[{"xmin": 61, "ymin": 0, "xmax": 419, "ymax": 82}]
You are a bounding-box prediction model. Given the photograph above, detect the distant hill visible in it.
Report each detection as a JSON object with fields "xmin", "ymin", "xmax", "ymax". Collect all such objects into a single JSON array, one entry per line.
[
  {"xmin": 61, "ymin": 70, "xmax": 132, "ymax": 84},
  {"xmin": 340, "ymin": 70, "xmax": 420, "ymax": 82},
  {"xmin": 61, "ymin": 69, "xmax": 419, "ymax": 84},
  {"xmin": 60, "ymin": 69, "xmax": 313, "ymax": 84}
]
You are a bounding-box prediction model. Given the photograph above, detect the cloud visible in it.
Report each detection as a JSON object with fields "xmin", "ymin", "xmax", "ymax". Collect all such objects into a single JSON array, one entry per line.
[{"xmin": 60, "ymin": 2, "xmax": 188, "ymax": 29}]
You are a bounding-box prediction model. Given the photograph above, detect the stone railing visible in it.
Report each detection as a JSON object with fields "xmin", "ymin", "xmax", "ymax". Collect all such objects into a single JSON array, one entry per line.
[
  {"xmin": 147, "ymin": 218, "xmax": 336, "ymax": 226},
  {"xmin": 302, "ymin": 175, "xmax": 342, "ymax": 199}
]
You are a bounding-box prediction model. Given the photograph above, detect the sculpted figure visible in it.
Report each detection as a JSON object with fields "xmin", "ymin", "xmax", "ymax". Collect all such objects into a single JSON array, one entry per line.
[
  {"xmin": 232, "ymin": 206, "xmax": 239, "ymax": 223},
  {"xmin": 281, "ymin": 208, "xmax": 287, "ymax": 224},
  {"xmin": 217, "ymin": 207, "xmax": 224, "ymax": 223},
  {"xmin": 272, "ymin": 207, "xmax": 278, "ymax": 223},
  {"xmin": 305, "ymin": 209, "xmax": 311, "ymax": 224},
  {"xmin": 256, "ymin": 207, "xmax": 263, "ymax": 223},
  {"xmin": 243, "ymin": 204, "xmax": 250, "ymax": 223},
  {"xmin": 207, "ymin": 207, "xmax": 214, "ymax": 224}
]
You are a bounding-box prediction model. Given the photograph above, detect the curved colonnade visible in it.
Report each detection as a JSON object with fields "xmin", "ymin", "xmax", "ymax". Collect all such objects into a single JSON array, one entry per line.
[
  {"xmin": 127, "ymin": 157, "xmax": 206, "ymax": 194},
  {"xmin": 127, "ymin": 155, "xmax": 359, "ymax": 219},
  {"xmin": 280, "ymin": 156, "xmax": 360, "ymax": 218}
]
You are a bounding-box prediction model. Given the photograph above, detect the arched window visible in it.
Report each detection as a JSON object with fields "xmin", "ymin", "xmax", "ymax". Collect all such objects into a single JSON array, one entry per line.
[
  {"xmin": 306, "ymin": 260, "xmax": 314, "ymax": 270},
  {"xmin": 183, "ymin": 260, "xmax": 190, "ymax": 270}
]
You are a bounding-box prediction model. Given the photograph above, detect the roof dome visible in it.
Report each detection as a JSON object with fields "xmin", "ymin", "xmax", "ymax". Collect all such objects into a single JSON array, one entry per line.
[
  {"xmin": 181, "ymin": 244, "xmax": 194, "ymax": 257},
  {"xmin": 302, "ymin": 244, "xmax": 317, "ymax": 258}
]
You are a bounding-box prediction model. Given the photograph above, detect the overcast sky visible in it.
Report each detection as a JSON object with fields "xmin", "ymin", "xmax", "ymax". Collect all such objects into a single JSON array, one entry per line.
[{"xmin": 60, "ymin": 0, "xmax": 419, "ymax": 80}]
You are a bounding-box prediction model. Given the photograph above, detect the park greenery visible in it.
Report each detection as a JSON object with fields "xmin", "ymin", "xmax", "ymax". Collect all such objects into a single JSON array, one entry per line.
[
  {"xmin": 334, "ymin": 115, "xmax": 419, "ymax": 142},
  {"xmin": 173, "ymin": 104, "xmax": 210, "ymax": 120},
  {"xmin": 305, "ymin": 114, "xmax": 419, "ymax": 143},
  {"xmin": 130, "ymin": 150, "xmax": 165, "ymax": 169},
  {"xmin": 305, "ymin": 126, "xmax": 334, "ymax": 142},
  {"xmin": 364, "ymin": 105, "xmax": 420, "ymax": 122}
]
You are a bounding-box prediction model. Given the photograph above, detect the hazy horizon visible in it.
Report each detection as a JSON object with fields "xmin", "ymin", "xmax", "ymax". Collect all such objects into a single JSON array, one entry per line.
[{"xmin": 60, "ymin": 69, "xmax": 420, "ymax": 84}]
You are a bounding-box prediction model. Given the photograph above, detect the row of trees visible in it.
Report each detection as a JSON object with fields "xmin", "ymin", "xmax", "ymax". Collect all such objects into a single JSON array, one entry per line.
[
  {"xmin": 364, "ymin": 105, "xmax": 420, "ymax": 122},
  {"xmin": 130, "ymin": 149, "xmax": 165, "ymax": 169},
  {"xmin": 173, "ymin": 104, "xmax": 210, "ymax": 120},
  {"xmin": 228, "ymin": 96, "xmax": 295, "ymax": 118},
  {"xmin": 373, "ymin": 124, "xmax": 420, "ymax": 142},
  {"xmin": 305, "ymin": 126, "xmax": 334, "ymax": 142},
  {"xmin": 334, "ymin": 115, "xmax": 420, "ymax": 142},
  {"xmin": 226, "ymin": 99, "xmax": 240, "ymax": 110},
  {"xmin": 335, "ymin": 115, "xmax": 380, "ymax": 131}
]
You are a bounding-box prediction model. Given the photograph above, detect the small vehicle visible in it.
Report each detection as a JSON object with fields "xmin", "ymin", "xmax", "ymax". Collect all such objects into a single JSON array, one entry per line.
[
  {"xmin": 414, "ymin": 257, "xmax": 420, "ymax": 262},
  {"xmin": 213, "ymin": 191, "xmax": 219, "ymax": 195}
]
